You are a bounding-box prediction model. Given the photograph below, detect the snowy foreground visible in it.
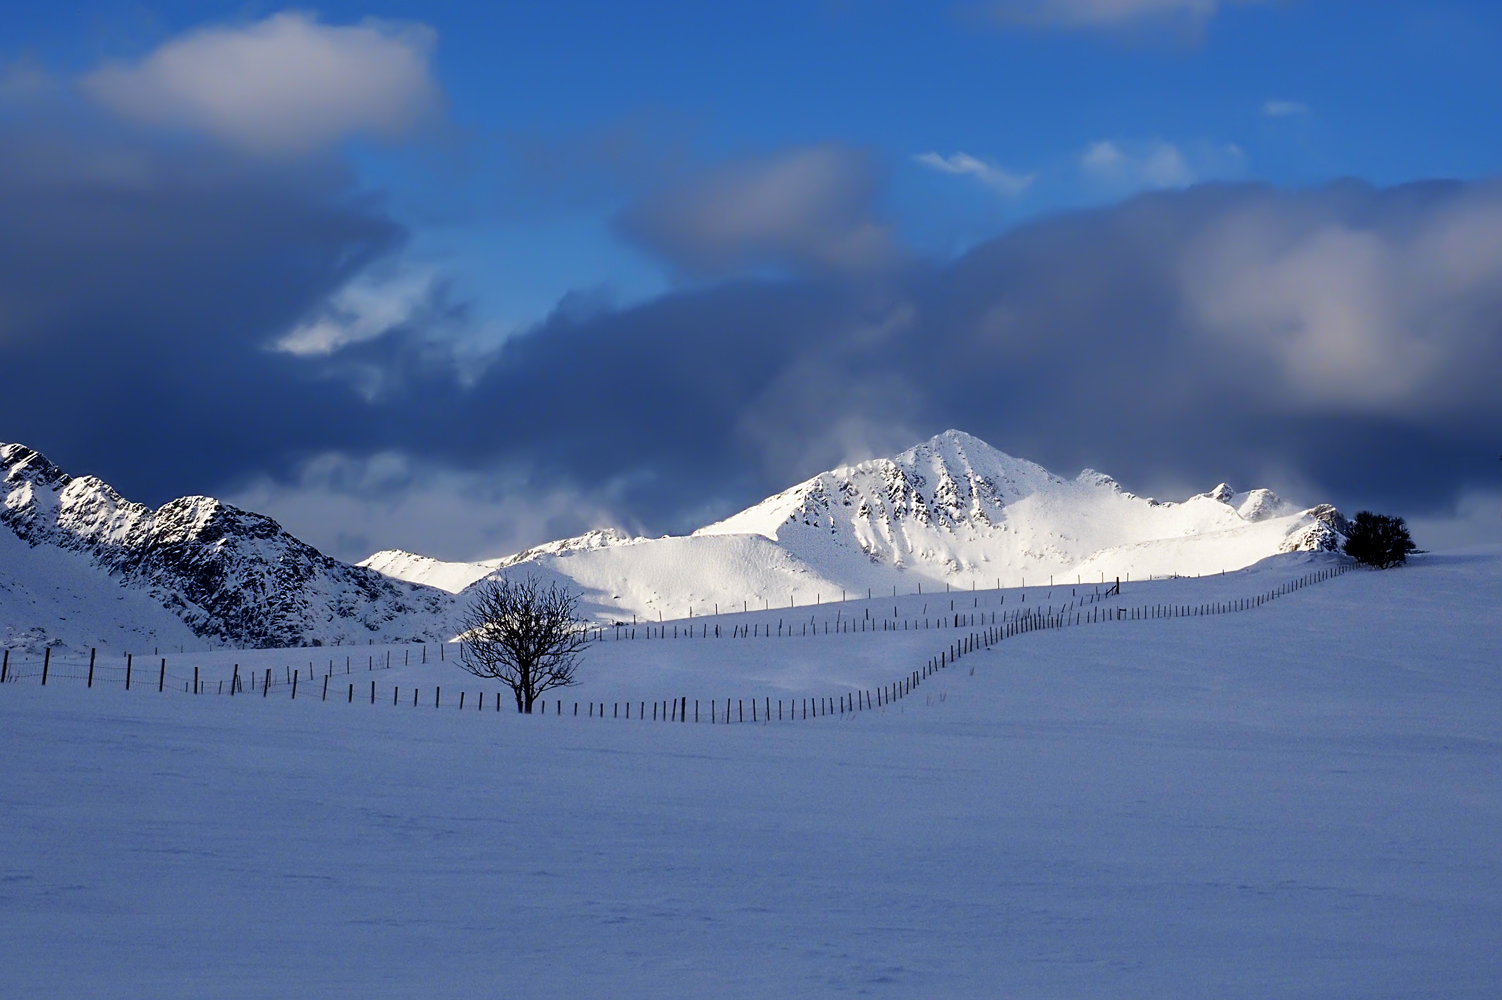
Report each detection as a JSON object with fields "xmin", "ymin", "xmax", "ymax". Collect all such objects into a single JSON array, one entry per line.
[{"xmin": 2, "ymin": 549, "xmax": 1499, "ymax": 998}]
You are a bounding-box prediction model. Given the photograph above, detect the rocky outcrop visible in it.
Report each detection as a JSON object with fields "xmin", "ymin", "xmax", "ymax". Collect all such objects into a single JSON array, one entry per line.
[{"xmin": 2, "ymin": 444, "xmax": 455, "ymax": 647}]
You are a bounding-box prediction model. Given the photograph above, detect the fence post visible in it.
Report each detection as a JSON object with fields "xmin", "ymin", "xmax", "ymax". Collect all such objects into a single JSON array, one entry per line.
[
  {"xmin": 126, "ymin": 654, "xmax": 133, "ymax": 691},
  {"xmin": 323, "ymin": 675, "xmax": 329, "ymax": 701},
  {"xmin": 42, "ymin": 647, "xmax": 50, "ymax": 686},
  {"xmin": 88, "ymin": 648, "xmax": 96, "ymax": 688},
  {"xmin": 193, "ymin": 665, "xmax": 198, "ymax": 695},
  {"xmin": 1, "ymin": 648, "xmax": 6, "ymax": 684},
  {"xmin": 292, "ymin": 670, "xmax": 298, "ymax": 699}
]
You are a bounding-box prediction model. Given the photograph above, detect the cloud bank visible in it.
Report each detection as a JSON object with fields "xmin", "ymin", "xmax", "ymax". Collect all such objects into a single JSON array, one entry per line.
[{"xmin": 1, "ymin": 93, "xmax": 1497, "ymax": 558}]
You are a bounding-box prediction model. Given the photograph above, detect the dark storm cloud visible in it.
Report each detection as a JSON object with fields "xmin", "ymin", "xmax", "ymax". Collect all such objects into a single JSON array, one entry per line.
[
  {"xmin": 3, "ymin": 115, "xmax": 1499, "ymax": 553},
  {"xmin": 0, "ymin": 115, "xmax": 407, "ymax": 502},
  {"xmin": 448, "ymin": 178, "xmax": 1502, "ymax": 524}
]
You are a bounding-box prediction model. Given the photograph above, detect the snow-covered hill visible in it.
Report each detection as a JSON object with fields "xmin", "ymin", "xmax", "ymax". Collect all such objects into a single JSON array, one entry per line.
[
  {"xmin": 365, "ymin": 430, "xmax": 1347, "ymax": 622},
  {"xmin": 1, "ymin": 444, "xmax": 455, "ymax": 651},
  {"xmin": 4, "ymin": 547, "xmax": 1497, "ymax": 997}
]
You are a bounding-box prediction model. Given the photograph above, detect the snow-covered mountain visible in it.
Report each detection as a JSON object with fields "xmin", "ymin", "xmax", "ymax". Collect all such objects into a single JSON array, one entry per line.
[
  {"xmin": 364, "ymin": 430, "xmax": 1348, "ymax": 622},
  {"xmin": 3, "ymin": 431, "xmax": 1348, "ymax": 649},
  {"xmin": 1, "ymin": 444, "xmax": 455, "ymax": 651}
]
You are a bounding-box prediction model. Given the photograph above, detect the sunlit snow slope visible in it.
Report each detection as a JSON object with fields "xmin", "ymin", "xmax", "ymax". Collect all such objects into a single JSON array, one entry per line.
[
  {"xmin": 2, "ymin": 548, "xmax": 1497, "ymax": 998},
  {"xmin": 366, "ymin": 430, "xmax": 1346, "ymax": 623}
]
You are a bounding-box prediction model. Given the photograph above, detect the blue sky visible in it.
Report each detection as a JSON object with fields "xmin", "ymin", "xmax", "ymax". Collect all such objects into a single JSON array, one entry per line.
[
  {"xmin": 15, "ymin": 0, "xmax": 1502, "ymax": 324},
  {"xmin": 2, "ymin": 1, "xmax": 1500, "ymax": 559}
]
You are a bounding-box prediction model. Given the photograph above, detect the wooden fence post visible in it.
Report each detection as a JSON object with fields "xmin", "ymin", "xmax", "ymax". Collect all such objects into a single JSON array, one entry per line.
[
  {"xmin": 1, "ymin": 648, "xmax": 7, "ymax": 684},
  {"xmin": 88, "ymin": 648, "xmax": 96, "ymax": 688},
  {"xmin": 42, "ymin": 647, "xmax": 50, "ymax": 686},
  {"xmin": 126, "ymin": 653, "xmax": 133, "ymax": 690}
]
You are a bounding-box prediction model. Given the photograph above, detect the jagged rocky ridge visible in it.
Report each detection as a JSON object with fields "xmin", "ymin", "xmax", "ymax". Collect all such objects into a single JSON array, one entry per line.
[{"xmin": 1, "ymin": 444, "xmax": 455, "ymax": 648}]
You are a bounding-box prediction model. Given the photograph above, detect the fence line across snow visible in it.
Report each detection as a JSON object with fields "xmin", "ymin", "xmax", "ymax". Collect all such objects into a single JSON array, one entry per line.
[{"xmin": 0, "ymin": 563, "xmax": 1356, "ymax": 725}]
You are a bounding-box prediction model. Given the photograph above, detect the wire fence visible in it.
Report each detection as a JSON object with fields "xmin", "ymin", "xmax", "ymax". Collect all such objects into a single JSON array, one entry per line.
[{"xmin": 1, "ymin": 562, "xmax": 1355, "ymax": 724}]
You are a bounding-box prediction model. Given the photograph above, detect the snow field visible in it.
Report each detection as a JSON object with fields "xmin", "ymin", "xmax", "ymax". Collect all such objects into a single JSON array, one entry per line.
[
  {"xmin": 2, "ymin": 548, "xmax": 1499, "ymax": 997},
  {"xmin": 5, "ymin": 553, "xmax": 1351, "ymax": 712}
]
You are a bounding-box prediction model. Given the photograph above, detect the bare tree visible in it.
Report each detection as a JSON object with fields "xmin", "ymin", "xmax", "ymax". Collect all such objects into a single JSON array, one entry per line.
[{"xmin": 457, "ymin": 575, "xmax": 592, "ymax": 713}]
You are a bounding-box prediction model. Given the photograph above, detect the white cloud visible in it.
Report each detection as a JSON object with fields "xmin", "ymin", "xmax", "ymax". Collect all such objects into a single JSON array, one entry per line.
[
  {"xmin": 991, "ymin": 0, "xmax": 1264, "ymax": 28},
  {"xmin": 912, "ymin": 152, "xmax": 1035, "ymax": 196},
  {"xmin": 82, "ymin": 12, "xmax": 439, "ymax": 156},
  {"xmin": 226, "ymin": 452, "xmax": 632, "ymax": 564},
  {"xmin": 1082, "ymin": 140, "xmax": 1194, "ymax": 187},
  {"xmin": 1262, "ymin": 99, "xmax": 1310, "ymax": 117},
  {"xmin": 1081, "ymin": 139, "xmax": 1244, "ymax": 191},
  {"xmin": 1182, "ymin": 185, "xmax": 1502, "ymax": 412},
  {"xmin": 277, "ymin": 270, "xmax": 438, "ymax": 357}
]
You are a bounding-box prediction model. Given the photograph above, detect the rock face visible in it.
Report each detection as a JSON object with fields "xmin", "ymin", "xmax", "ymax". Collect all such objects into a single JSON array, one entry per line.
[
  {"xmin": 2, "ymin": 444, "xmax": 454, "ymax": 648},
  {"xmin": 1279, "ymin": 504, "xmax": 1352, "ymax": 554}
]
